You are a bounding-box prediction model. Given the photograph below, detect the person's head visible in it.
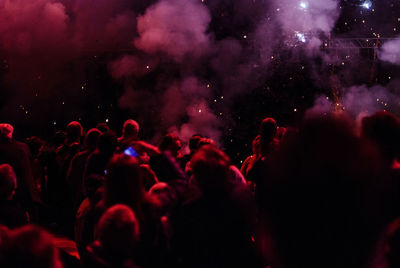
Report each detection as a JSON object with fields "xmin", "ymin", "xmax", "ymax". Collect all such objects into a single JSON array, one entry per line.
[
  {"xmin": 276, "ymin": 126, "xmax": 287, "ymax": 141},
  {"xmin": 95, "ymin": 204, "xmax": 140, "ymax": 257},
  {"xmin": 0, "ymin": 124, "xmax": 13, "ymax": 140},
  {"xmin": 122, "ymin": 119, "xmax": 139, "ymax": 139},
  {"xmin": 66, "ymin": 121, "xmax": 83, "ymax": 144},
  {"xmin": 97, "ymin": 131, "xmax": 117, "ymax": 155},
  {"xmin": 259, "ymin": 113, "xmax": 387, "ymax": 268},
  {"xmin": 196, "ymin": 138, "xmax": 215, "ymax": 149},
  {"xmin": 25, "ymin": 136, "xmax": 44, "ymax": 157},
  {"xmin": 85, "ymin": 128, "xmax": 101, "ymax": 151},
  {"xmin": 53, "ymin": 131, "xmax": 66, "ymax": 147},
  {"xmin": 96, "ymin": 123, "xmax": 110, "ymax": 133},
  {"xmin": 159, "ymin": 133, "xmax": 182, "ymax": 158},
  {"xmin": 104, "ymin": 154, "xmax": 144, "ymax": 208},
  {"xmin": 84, "ymin": 174, "xmax": 104, "ymax": 200},
  {"xmin": 0, "ymin": 164, "xmax": 17, "ymax": 201},
  {"xmin": 361, "ymin": 111, "xmax": 400, "ymax": 164},
  {"xmin": 259, "ymin": 117, "xmax": 277, "ymax": 143},
  {"xmin": 149, "ymin": 182, "xmax": 176, "ymax": 214},
  {"xmin": 189, "ymin": 134, "xmax": 203, "ymax": 153},
  {"xmin": 191, "ymin": 145, "xmax": 231, "ymax": 192},
  {"xmin": 0, "ymin": 225, "xmax": 63, "ymax": 268}
]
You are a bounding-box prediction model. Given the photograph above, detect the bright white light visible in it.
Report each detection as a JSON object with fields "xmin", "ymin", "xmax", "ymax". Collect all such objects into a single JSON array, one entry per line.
[
  {"xmin": 296, "ymin": 32, "xmax": 307, "ymax": 43},
  {"xmin": 299, "ymin": 2, "xmax": 308, "ymax": 9},
  {"xmin": 361, "ymin": 1, "xmax": 372, "ymax": 9}
]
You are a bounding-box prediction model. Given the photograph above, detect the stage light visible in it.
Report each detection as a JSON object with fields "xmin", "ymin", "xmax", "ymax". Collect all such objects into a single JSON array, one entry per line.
[
  {"xmin": 299, "ymin": 2, "xmax": 308, "ymax": 9},
  {"xmin": 361, "ymin": 1, "xmax": 372, "ymax": 9},
  {"xmin": 296, "ymin": 32, "xmax": 307, "ymax": 43}
]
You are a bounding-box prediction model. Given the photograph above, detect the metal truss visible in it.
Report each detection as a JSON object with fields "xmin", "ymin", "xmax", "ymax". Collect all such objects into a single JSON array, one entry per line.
[{"xmin": 323, "ymin": 38, "xmax": 400, "ymax": 50}]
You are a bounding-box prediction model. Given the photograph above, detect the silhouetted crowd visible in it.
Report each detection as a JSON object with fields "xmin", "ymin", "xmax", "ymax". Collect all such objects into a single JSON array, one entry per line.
[{"xmin": 1, "ymin": 111, "xmax": 400, "ymax": 268}]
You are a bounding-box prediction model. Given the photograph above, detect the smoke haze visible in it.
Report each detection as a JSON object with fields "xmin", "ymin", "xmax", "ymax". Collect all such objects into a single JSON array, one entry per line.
[{"xmin": 1, "ymin": 0, "xmax": 400, "ymax": 150}]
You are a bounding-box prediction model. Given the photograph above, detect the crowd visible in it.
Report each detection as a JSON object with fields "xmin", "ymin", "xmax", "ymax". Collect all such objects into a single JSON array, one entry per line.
[{"xmin": 0, "ymin": 111, "xmax": 400, "ymax": 268}]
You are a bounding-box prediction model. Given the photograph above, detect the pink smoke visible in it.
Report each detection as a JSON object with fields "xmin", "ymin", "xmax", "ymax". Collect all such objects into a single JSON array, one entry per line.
[
  {"xmin": 134, "ymin": 0, "xmax": 211, "ymax": 62},
  {"xmin": 0, "ymin": 0, "xmax": 69, "ymax": 56}
]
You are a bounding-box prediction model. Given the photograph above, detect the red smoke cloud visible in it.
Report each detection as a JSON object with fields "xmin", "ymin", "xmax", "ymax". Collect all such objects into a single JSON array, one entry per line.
[{"xmin": 134, "ymin": 0, "xmax": 211, "ymax": 62}]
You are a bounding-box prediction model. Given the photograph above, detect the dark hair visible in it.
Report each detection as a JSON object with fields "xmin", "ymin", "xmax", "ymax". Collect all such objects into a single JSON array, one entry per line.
[
  {"xmin": 96, "ymin": 123, "xmax": 110, "ymax": 133},
  {"xmin": 362, "ymin": 111, "xmax": 400, "ymax": 162},
  {"xmin": 159, "ymin": 133, "xmax": 180, "ymax": 151},
  {"xmin": 189, "ymin": 134, "xmax": 203, "ymax": 152},
  {"xmin": 98, "ymin": 131, "xmax": 117, "ymax": 155},
  {"xmin": 259, "ymin": 117, "xmax": 277, "ymax": 143},
  {"xmin": 122, "ymin": 119, "xmax": 139, "ymax": 138},
  {"xmin": 66, "ymin": 121, "xmax": 83, "ymax": 143},
  {"xmin": 191, "ymin": 145, "xmax": 230, "ymax": 191},
  {"xmin": 159, "ymin": 133, "xmax": 182, "ymax": 158},
  {"xmin": 25, "ymin": 136, "xmax": 44, "ymax": 157},
  {"xmin": 104, "ymin": 154, "xmax": 144, "ymax": 210},
  {"xmin": 84, "ymin": 174, "xmax": 104, "ymax": 199},
  {"xmin": 53, "ymin": 131, "xmax": 66, "ymax": 146},
  {"xmin": 85, "ymin": 128, "xmax": 101, "ymax": 151},
  {"xmin": 95, "ymin": 204, "xmax": 140, "ymax": 255},
  {"xmin": 259, "ymin": 114, "xmax": 387, "ymax": 268},
  {"xmin": 0, "ymin": 225, "xmax": 62, "ymax": 268}
]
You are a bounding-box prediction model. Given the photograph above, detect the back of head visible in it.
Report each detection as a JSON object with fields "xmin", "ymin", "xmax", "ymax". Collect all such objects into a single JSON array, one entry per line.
[
  {"xmin": 96, "ymin": 123, "xmax": 110, "ymax": 133},
  {"xmin": 191, "ymin": 145, "xmax": 230, "ymax": 191},
  {"xmin": 84, "ymin": 174, "xmax": 104, "ymax": 200},
  {"xmin": 85, "ymin": 128, "xmax": 102, "ymax": 151},
  {"xmin": 259, "ymin": 117, "xmax": 277, "ymax": 143},
  {"xmin": 105, "ymin": 154, "xmax": 143, "ymax": 208},
  {"xmin": 189, "ymin": 134, "xmax": 203, "ymax": 153},
  {"xmin": 196, "ymin": 138, "xmax": 215, "ymax": 149},
  {"xmin": 66, "ymin": 121, "xmax": 83, "ymax": 143},
  {"xmin": 122, "ymin": 119, "xmax": 139, "ymax": 139},
  {"xmin": 0, "ymin": 225, "xmax": 62, "ymax": 268},
  {"xmin": 149, "ymin": 182, "xmax": 176, "ymax": 213},
  {"xmin": 0, "ymin": 123, "xmax": 13, "ymax": 140},
  {"xmin": 259, "ymin": 113, "xmax": 387, "ymax": 268},
  {"xmin": 98, "ymin": 131, "xmax": 117, "ymax": 155},
  {"xmin": 0, "ymin": 164, "xmax": 17, "ymax": 200},
  {"xmin": 25, "ymin": 136, "xmax": 44, "ymax": 157},
  {"xmin": 361, "ymin": 111, "xmax": 400, "ymax": 163},
  {"xmin": 159, "ymin": 133, "xmax": 182, "ymax": 157},
  {"xmin": 95, "ymin": 204, "xmax": 140, "ymax": 256},
  {"xmin": 53, "ymin": 131, "xmax": 66, "ymax": 147}
]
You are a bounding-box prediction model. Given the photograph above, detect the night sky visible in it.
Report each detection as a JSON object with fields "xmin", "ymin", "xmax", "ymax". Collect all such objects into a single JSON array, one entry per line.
[{"xmin": 1, "ymin": 0, "xmax": 400, "ymax": 164}]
